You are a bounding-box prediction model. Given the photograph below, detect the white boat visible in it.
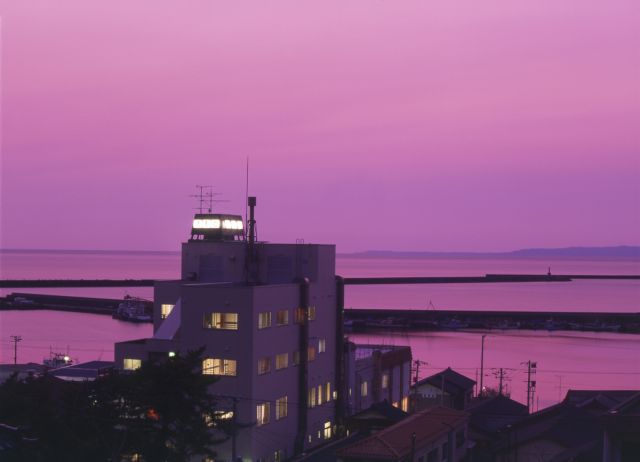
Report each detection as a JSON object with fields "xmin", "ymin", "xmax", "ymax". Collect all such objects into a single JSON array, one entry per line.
[{"xmin": 113, "ymin": 295, "xmax": 152, "ymax": 323}]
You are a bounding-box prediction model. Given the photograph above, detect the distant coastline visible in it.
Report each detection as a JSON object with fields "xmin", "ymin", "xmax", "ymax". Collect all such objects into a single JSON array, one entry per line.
[
  {"xmin": 1, "ymin": 246, "xmax": 639, "ymax": 259},
  {"xmin": 340, "ymin": 246, "xmax": 640, "ymax": 259}
]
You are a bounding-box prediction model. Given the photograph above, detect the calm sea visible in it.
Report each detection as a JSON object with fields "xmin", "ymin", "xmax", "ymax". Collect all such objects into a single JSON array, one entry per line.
[{"xmin": 1, "ymin": 250, "xmax": 639, "ymax": 409}]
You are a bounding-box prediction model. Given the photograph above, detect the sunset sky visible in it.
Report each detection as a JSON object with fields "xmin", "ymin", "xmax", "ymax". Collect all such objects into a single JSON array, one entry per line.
[{"xmin": 1, "ymin": 0, "xmax": 638, "ymax": 252}]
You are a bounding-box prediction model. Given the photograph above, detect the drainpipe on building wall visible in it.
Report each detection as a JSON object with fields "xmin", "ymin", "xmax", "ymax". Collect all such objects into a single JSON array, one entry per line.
[
  {"xmin": 335, "ymin": 275, "xmax": 345, "ymax": 434},
  {"xmin": 294, "ymin": 278, "xmax": 310, "ymax": 456}
]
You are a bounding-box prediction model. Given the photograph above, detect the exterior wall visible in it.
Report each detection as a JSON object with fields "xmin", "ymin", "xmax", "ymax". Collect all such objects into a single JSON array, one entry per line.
[
  {"xmin": 415, "ymin": 383, "xmax": 453, "ymax": 410},
  {"xmin": 415, "ymin": 426, "xmax": 468, "ymax": 462},
  {"xmin": 348, "ymin": 347, "xmax": 412, "ymax": 415},
  {"xmin": 499, "ymin": 439, "xmax": 565, "ymax": 462},
  {"xmin": 115, "ymin": 239, "xmax": 338, "ymax": 462}
]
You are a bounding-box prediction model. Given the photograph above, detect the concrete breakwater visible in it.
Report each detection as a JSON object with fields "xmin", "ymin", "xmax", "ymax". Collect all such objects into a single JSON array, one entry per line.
[
  {"xmin": 2, "ymin": 292, "xmax": 638, "ymax": 333},
  {"xmin": 0, "ymin": 293, "xmax": 153, "ymax": 321},
  {"xmin": 344, "ymin": 308, "xmax": 640, "ymax": 333},
  {"xmin": 2, "ymin": 273, "xmax": 639, "ymax": 288}
]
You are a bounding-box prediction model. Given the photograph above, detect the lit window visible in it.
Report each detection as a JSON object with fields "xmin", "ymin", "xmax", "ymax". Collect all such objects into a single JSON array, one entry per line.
[
  {"xmin": 325, "ymin": 382, "xmax": 331, "ymax": 402},
  {"xmin": 202, "ymin": 358, "xmax": 237, "ymax": 376},
  {"xmin": 276, "ymin": 353, "xmax": 289, "ymax": 370},
  {"xmin": 401, "ymin": 396, "xmax": 409, "ymax": 412},
  {"xmin": 193, "ymin": 218, "xmax": 220, "ymax": 229},
  {"xmin": 123, "ymin": 358, "xmax": 141, "ymax": 370},
  {"xmin": 258, "ymin": 357, "xmax": 271, "ymax": 375},
  {"xmin": 276, "ymin": 310, "xmax": 289, "ymax": 326},
  {"xmin": 276, "ymin": 396, "xmax": 288, "ymax": 420},
  {"xmin": 274, "ymin": 449, "xmax": 285, "ymax": 462},
  {"xmin": 317, "ymin": 384, "xmax": 323, "ymax": 405},
  {"xmin": 258, "ymin": 312, "xmax": 272, "ymax": 329},
  {"xmin": 323, "ymin": 421, "xmax": 332, "ymax": 439},
  {"xmin": 203, "ymin": 312, "xmax": 238, "ymax": 330},
  {"xmin": 160, "ymin": 304, "xmax": 174, "ymax": 319},
  {"xmin": 318, "ymin": 338, "xmax": 326, "ymax": 353},
  {"xmin": 307, "ymin": 346, "xmax": 316, "ymax": 362},
  {"xmin": 256, "ymin": 402, "xmax": 270, "ymax": 426},
  {"xmin": 308, "ymin": 387, "xmax": 317, "ymax": 408},
  {"xmin": 294, "ymin": 307, "xmax": 316, "ymax": 323},
  {"xmin": 382, "ymin": 373, "xmax": 389, "ymax": 389},
  {"xmin": 361, "ymin": 380, "xmax": 368, "ymax": 397}
]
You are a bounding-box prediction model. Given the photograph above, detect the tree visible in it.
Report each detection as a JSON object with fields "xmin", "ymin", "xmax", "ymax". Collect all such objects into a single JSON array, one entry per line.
[{"xmin": 0, "ymin": 349, "xmax": 224, "ymax": 461}]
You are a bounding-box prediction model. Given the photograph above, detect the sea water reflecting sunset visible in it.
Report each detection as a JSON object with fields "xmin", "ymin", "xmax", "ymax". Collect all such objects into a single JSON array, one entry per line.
[{"xmin": 1, "ymin": 250, "xmax": 638, "ymax": 408}]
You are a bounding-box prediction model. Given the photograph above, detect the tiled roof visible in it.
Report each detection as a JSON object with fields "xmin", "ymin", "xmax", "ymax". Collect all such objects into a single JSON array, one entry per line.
[
  {"xmin": 348, "ymin": 400, "xmax": 408, "ymax": 424},
  {"xmin": 416, "ymin": 368, "xmax": 475, "ymax": 394},
  {"xmin": 336, "ymin": 406, "xmax": 468, "ymax": 460}
]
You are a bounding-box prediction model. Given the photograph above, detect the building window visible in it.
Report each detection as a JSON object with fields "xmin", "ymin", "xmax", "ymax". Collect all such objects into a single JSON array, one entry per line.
[
  {"xmin": 258, "ymin": 357, "xmax": 271, "ymax": 375},
  {"xmin": 325, "ymin": 382, "xmax": 331, "ymax": 402},
  {"xmin": 258, "ymin": 312, "xmax": 272, "ymax": 329},
  {"xmin": 256, "ymin": 402, "xmax": 270, "ymax": 426},
  {"xmin": 382, "ymin": 373, "xmax": 389, "ymax": 389},
  {"xmin": 401, "ymin": 396, "xmax": 409, "ymax": 412},
  {"xmin": 323, "ymin": 421, "xmax": 332, "ymax": 439},
  {"xmin": 275, "ymin": 353, "xmax": 289, "ymax": 370},
  {"xmin": 309, "ymin": 387, "xmax": 317, "ymax": 408},
  {"xmin": 361, "ymin": 380, "xmax": 368, "ymax": 397},
  {"xmin": 442, "ymin": 442, "xmax": 449, "ymax": 461},
  {"xmin": 276, "ymin": 309, "xmax": 289, "ymax": 326},
  {"xmin": 276, "ymin": 396, "xmax": 288, "ymax": 420},
  {"xmin": 318, "ymin": 338, "xmax": 326, "ymax": 353},
  {"xmin": 317, "ymin": 384, "xmax": 323, "ymax": 405},
  {"xmin": 203, "ymin": 312, "xmax": 238, "ymax": 330},
  {"xmin": 293, "ymin": 350, "xmax": 300, "ymax": 366},
  {"xmin": 307, "ymin": 346, "xmax": 316, "ymax": 362},
  {"xmin": 295, "ymin": 306, "xmax": 316, "ymax": 323},
  {"xmin": 123, "ymin": 358, "xmax": 141, "ymax": 370},
  {"xmin": 202, "ymin": 358, "xmax": 237, "ymax": 376},
  {"xmin": 160, "ymin": 304, "xmax": 174, "ymax": 319},
  {"xmin": 274, "ymin": 449, "xmax": 286, "ymax": 462}
]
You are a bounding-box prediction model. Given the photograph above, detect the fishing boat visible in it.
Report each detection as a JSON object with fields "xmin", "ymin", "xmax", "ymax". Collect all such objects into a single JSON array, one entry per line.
[
  {"xmin": 43, "ymin": 351, "xmax": 72, "ymax": 368},
  {"xmin": 112, "ymin": 295, "xmax": 152, "ymax": 323}
]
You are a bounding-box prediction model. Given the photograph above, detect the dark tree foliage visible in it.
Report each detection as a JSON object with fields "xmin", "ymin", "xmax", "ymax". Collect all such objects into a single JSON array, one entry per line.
[{"xmin": 0, "ymin": 349, "xmax": 223, "ymax": 462}]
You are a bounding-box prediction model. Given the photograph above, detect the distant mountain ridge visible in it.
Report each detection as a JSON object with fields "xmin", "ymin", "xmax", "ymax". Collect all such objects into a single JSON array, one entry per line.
[{"xmin": 343, "ymin": 246, "xmax": 640, "ymax": 259}]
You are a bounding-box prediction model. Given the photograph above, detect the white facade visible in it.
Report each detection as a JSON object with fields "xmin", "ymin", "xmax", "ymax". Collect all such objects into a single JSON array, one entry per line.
[{"xmin": 115, "ymin": 234, "xmax": 340, "ymax": 462}]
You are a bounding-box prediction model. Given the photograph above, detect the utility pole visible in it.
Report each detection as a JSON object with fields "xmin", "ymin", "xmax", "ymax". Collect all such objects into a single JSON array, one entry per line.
[
  {"xmin": 479, "ymin": 334, "xmax": 487, "ymax": 397},
  {"xmin": 411, "ymin": 360, "xmax": 427, "ymax": 412},
  {"xmin": 522, "ymin": 360, "xmax": 537, "ymax": 413},
  {"xmin": 498, "ymin": 368, "xmax": 504, "ymax": 395},
  {"xmin": 10, "ymin": 335, "xmax": 22, "ymax": 365}
]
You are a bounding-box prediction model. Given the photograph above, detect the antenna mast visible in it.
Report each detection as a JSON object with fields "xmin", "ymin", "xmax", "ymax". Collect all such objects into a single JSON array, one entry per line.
[{"xmin": 190, "ymin": 185, "xmax": 227, "ymax": 213}]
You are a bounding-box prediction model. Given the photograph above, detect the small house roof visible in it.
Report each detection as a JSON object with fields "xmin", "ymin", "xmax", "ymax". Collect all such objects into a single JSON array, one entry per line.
[
  {"xmin": 415, "ymin": 367, "xmax": 476, "ymax": 394},
  {"xmin": 336, "ymin": 406, "xmax": 468, "ymax": 460}
]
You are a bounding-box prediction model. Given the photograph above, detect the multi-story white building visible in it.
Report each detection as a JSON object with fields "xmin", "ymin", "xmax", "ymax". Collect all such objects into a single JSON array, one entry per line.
[{"xmin": 115, "ymin": 198, "xmax": 345, "ymax": 462}]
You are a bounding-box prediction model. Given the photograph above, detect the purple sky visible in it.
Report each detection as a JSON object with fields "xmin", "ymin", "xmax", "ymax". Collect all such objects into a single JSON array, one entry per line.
[{"xmin": 1, "ymin": 1, "xmax": 639, "ymax": 252}]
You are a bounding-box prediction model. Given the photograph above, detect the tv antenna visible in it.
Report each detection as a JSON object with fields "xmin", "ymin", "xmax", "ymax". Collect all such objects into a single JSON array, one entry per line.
[{"xmin": 190, "ymin": 185, "xmax": 228, "ymax": 213}]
